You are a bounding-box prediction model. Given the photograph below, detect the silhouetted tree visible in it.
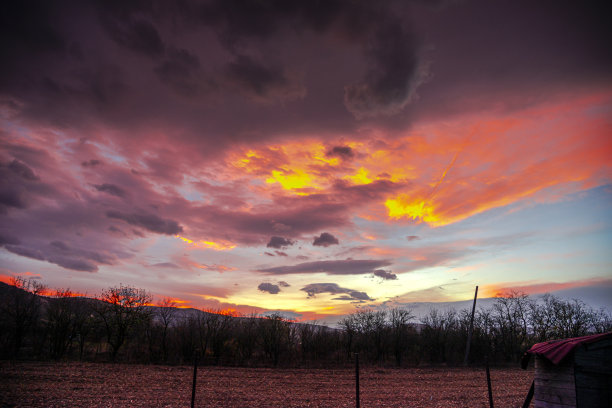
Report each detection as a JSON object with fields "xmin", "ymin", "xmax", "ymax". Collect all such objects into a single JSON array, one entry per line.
[
  {"xmin": 389, "ymin": 307, "xmax": 415, "ymax": 366},
  {"xmin": 420, "ymin": 308, "xmax": 458, "ymax": 363},
  {"xmin": 258, "ymin": 314, "xmax": 291, "ymax": 366},
  {"xmin": 491, "ymin": 291, "xmax": 530, "ymax": 362},
  {"xmin": 156, "ymin": 297, "xmax": 176, "ymax": 362},
  {"xmin": 71, "ymin": 298, "xmax": 95, "ymax": 360},
  {"xmin": 94, "ymin": 285, "xmax": 152, "ymax": 360},
  {"xmin": 206, "ymin": 309, "xmax": 235, "ymax": 365},
  {"xmin": 339, "ymin": 313, "xmax": 357, "ymax": 359},
  {"xmin": 235, "ymin": 314, "xmax": 258, "ymax": 364},
  {"xmin": 46, "ymin": 289, "xmax": 78, "ymax": 359}
]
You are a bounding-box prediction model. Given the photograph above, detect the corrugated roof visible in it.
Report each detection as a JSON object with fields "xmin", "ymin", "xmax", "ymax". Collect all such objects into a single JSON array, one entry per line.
[{"xmin": 527, "ymin": 332, "xmax": 612, "ymax": 365}]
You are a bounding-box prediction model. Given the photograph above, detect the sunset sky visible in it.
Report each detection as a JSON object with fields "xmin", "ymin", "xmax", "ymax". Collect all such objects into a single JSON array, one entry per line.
[{"xmin": 1, "ymin": 0, "xmax": 611, "ymax": 322}]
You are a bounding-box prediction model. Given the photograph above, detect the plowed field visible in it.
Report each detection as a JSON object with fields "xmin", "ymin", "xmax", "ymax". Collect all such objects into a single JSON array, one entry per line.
[{"xmin": 1, "ymin": 362, "xmax": 534, "ymax": 407}]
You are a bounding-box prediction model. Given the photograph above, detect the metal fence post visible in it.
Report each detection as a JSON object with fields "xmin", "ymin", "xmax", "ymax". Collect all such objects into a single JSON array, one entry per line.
[
  {"xmin": 191, "ymin": 351, "xmax": 199, "ymax": 408},
  {"xmin": 355, "ymin": 353, "xmax": 360, "ymax": 408},
  {"xmin": 486, "ymin": 355, "xmax": 494, "ymax": 408}
]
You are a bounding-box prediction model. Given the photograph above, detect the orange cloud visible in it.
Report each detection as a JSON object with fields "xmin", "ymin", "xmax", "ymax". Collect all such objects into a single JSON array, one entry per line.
[
  {"xmin": 228, "ymin": 90, "xmax": 611, "ymax": 227},
  {"xmin": 176, "ymin": 235, "xmax": 236, "ymax": 251},
  {"xmin": 481, "ymin": 277, "xmax": 612, "ymax": 298},
  {"xmin": 195, "ymin": 263, "xmax": 236, "ymax": 273}
]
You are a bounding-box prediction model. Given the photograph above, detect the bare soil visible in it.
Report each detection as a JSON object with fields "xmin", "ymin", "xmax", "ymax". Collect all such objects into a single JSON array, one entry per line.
[{"xmin": 0, "ymin": 361, "xmax": 534, "ymax": 407}]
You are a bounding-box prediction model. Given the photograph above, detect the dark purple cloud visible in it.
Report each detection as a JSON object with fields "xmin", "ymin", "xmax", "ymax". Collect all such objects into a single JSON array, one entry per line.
[
  {"xmin": 0, "ymin": 163, "xmax": 132, "ymax": 271},
  {"xmin": 0, "ymin": 189, "xmax": 26, "ymax": 211},
  {"xmin": 267, "ymin": 236, "xmax": 295, "ymax": 249},
  {"xmin": 331, "ymin": 179, "xmax": 405, "ymax": 202},
  {"xmin": 3, "ymin": 245, "xmax": 46, "ymax": 261},
  {"xmin": 154, "ymin": 47, "xmax": 204, "ymax": 97},
  {"xmin": 81, "ymin": 159, "xmax": 102, "ymax": 167},
  {"xmin": 0, "ymin": 159, "xmax": 45, "ymax": 212},
  {"xmin": 301, "ymin": 282, "xmax": 373, "ymax": 301},
  {"xmin": 2, "ymin": 239, "xmax": 115, "ymax": 273},
  {"xmin": 45, "ymin": 256, "xmax": 98, "ymax": 273},
  {"xmin": 151, "ymin": 262, "xmax": 179, "ymax": 269},
  {"xmin": 402, "ymin": 0, "xmax": 612, "ymax": 125},
  {"xmin": 0, "ymin": 0, "xmax": 434, "ymax": 154},
  {"xmin": 0, "ymin": 233, "xmax": 20, "ymax": 246},
  {"xmin": 373, "ymin": 269, "xmax": 397, "ymax": 280},
  {"xmin": 313, "ymin": 232, "xmax": 339, "ymax": 247},
  {"xmin": 106, "ymin": 210, "xmax": 183, "ymax": 235},
  {"xmin": 181, "ymin": 201, "xmax": 350, "ymax": 245},
  {"xmin": 258, "ymin": 282, "xmax": 281, "ymax": 295},
  {"xmin": 99, "ymin": 12, "xmax": 165, "ymax": 59},
  {"xmin": 8, "ymin": 160, "xmax": 39, "ymax": 181},
  {"xmin": 0, "ymin": 0, "xmax": 608, "ymax": 149},
  {"xmin": 258, "ymin": 259, "xmax": 391, "ymax": 275},
  {"xmin": 224, "ymin": 55, "xmax": 305, "ymax": 103},
  {"xmin": 406, "ymin": 235, "xmax": 420, "ymax": 241},
  {"xmin": 327, "ymin": 146, "xmax": 354, "ymax": 159},
  {"xmin": 343, "ymin": 13, "xmax": 427, "ymax": 118},
  {"xmin": 93, "ymin": 183, "xmax": 127, "ymax": 198}
]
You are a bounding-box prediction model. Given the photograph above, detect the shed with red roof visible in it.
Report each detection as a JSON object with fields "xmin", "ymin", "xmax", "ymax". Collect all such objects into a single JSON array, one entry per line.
[{"xmin": 523, "ymin": 332, "xmax": 612, "ymax": 408}]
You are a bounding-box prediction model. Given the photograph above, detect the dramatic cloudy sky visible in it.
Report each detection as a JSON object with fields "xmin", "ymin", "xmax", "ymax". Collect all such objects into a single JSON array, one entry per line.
[{"xmin": 1, "ymin": 0, "xmax": 611, "ymax": 321}]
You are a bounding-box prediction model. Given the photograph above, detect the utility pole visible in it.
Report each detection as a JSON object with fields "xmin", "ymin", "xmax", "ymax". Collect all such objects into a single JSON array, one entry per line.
[{"xmin": 464, "ymin": 285, "xmax": 478, "ymax": 365}]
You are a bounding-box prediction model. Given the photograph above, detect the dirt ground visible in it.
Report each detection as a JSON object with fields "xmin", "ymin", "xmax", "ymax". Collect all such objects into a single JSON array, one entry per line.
[{"xmin": 0, "ymin": 361, "xmax": 534, "ymax": 407}]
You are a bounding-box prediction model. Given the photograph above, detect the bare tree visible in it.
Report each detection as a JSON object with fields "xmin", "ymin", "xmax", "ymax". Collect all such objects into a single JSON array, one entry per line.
[
  {"xmin": 46, "ymin": 288, "xmax": 77, "ymax": 359},
  {"xmin": 491, "ymin": 291, "xmax": 530, "ymax": 362},
  {"xmin": 529, "ymin": 294, "xmax": 556, "ymax": 342},
  {"xmin": 235, "ymin": 314, "xmax": 259, "ymax": 364},
  {"xmin": 156, "ymin": 297, "xmax": 176, "ymax": 362},
  {"xmin": 94, "ymin": 285, "xmax": 152, "ymax": 360},
  {"xmin": 71, "ymin": 298, "xmax": 94, "ymax": 360},
  {"xmin": 547, "ymin": 296, "xmax": 594, "ymax": 339},
  {"xmin": 420, "ymin": 308, "xmax": 458, "ymax": 363},
  {"xmin": 206, "ymin": 309, "xmax": 235, "ymax": 365},
  {"xmin": 339, "ymin": 313, "xmax": 358, "ymax": 360},
  {"xmin": 258, "ymin": 313, "xmax": 291, "ymax": 366},
  {"xmin": 389, "ymin": 307, "xmax": 414, "ymax": 366}
]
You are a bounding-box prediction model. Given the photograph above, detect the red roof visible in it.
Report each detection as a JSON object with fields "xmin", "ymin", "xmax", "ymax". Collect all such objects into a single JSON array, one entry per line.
[{"xmin": 527, "ymin": 332, "xmax": 612, "ymax": 365}]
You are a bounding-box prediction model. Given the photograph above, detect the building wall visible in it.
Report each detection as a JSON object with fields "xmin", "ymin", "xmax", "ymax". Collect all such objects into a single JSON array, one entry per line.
[
  {"xmin": 534, "ymin": 356, "xmax": 576, "ymax": 408},
  {"xmin": 574, "ymin": 338, "xmax": 612, "ymax": 408}
]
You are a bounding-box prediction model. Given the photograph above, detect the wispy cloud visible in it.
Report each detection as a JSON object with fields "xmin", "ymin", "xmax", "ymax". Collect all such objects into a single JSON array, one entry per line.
[
  {"xmin": 301, "ymin": 283, "xmax": 373, "ymax": 302},
  {"xmin": 258, "ymin": 259, "xmax": 392, "ymax": 276}
]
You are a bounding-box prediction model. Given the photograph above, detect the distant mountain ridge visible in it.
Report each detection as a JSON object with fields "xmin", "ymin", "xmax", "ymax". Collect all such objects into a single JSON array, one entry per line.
[{"xmin": 2, "ymin": 281, "xmax": 609, "ymax": 328}]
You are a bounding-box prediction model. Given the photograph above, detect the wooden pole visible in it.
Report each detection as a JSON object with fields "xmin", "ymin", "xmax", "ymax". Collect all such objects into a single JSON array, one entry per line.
[
  {"xmin": 486, "ymin": 355, "xmax": 494, "ymax": 408},
  {"xmin": 521, "ymin": 380, "xmax": 534, "ymax": 408},
  {"xmin": 355, "ymin": 353, "xmax": 360, "ymax": 408},
  {"xmin": 191, "ymin": 351, "xmax": 199, "ymax": 408},
  {"xmin": 464, "ymin": 285, "xmax": 479, "ymax": 365}
]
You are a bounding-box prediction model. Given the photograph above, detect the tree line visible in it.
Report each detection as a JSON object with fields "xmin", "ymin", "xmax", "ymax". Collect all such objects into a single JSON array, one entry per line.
[{"xmin": 1, "ymin": 277, "xmax": 610, "ymax": 367}]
